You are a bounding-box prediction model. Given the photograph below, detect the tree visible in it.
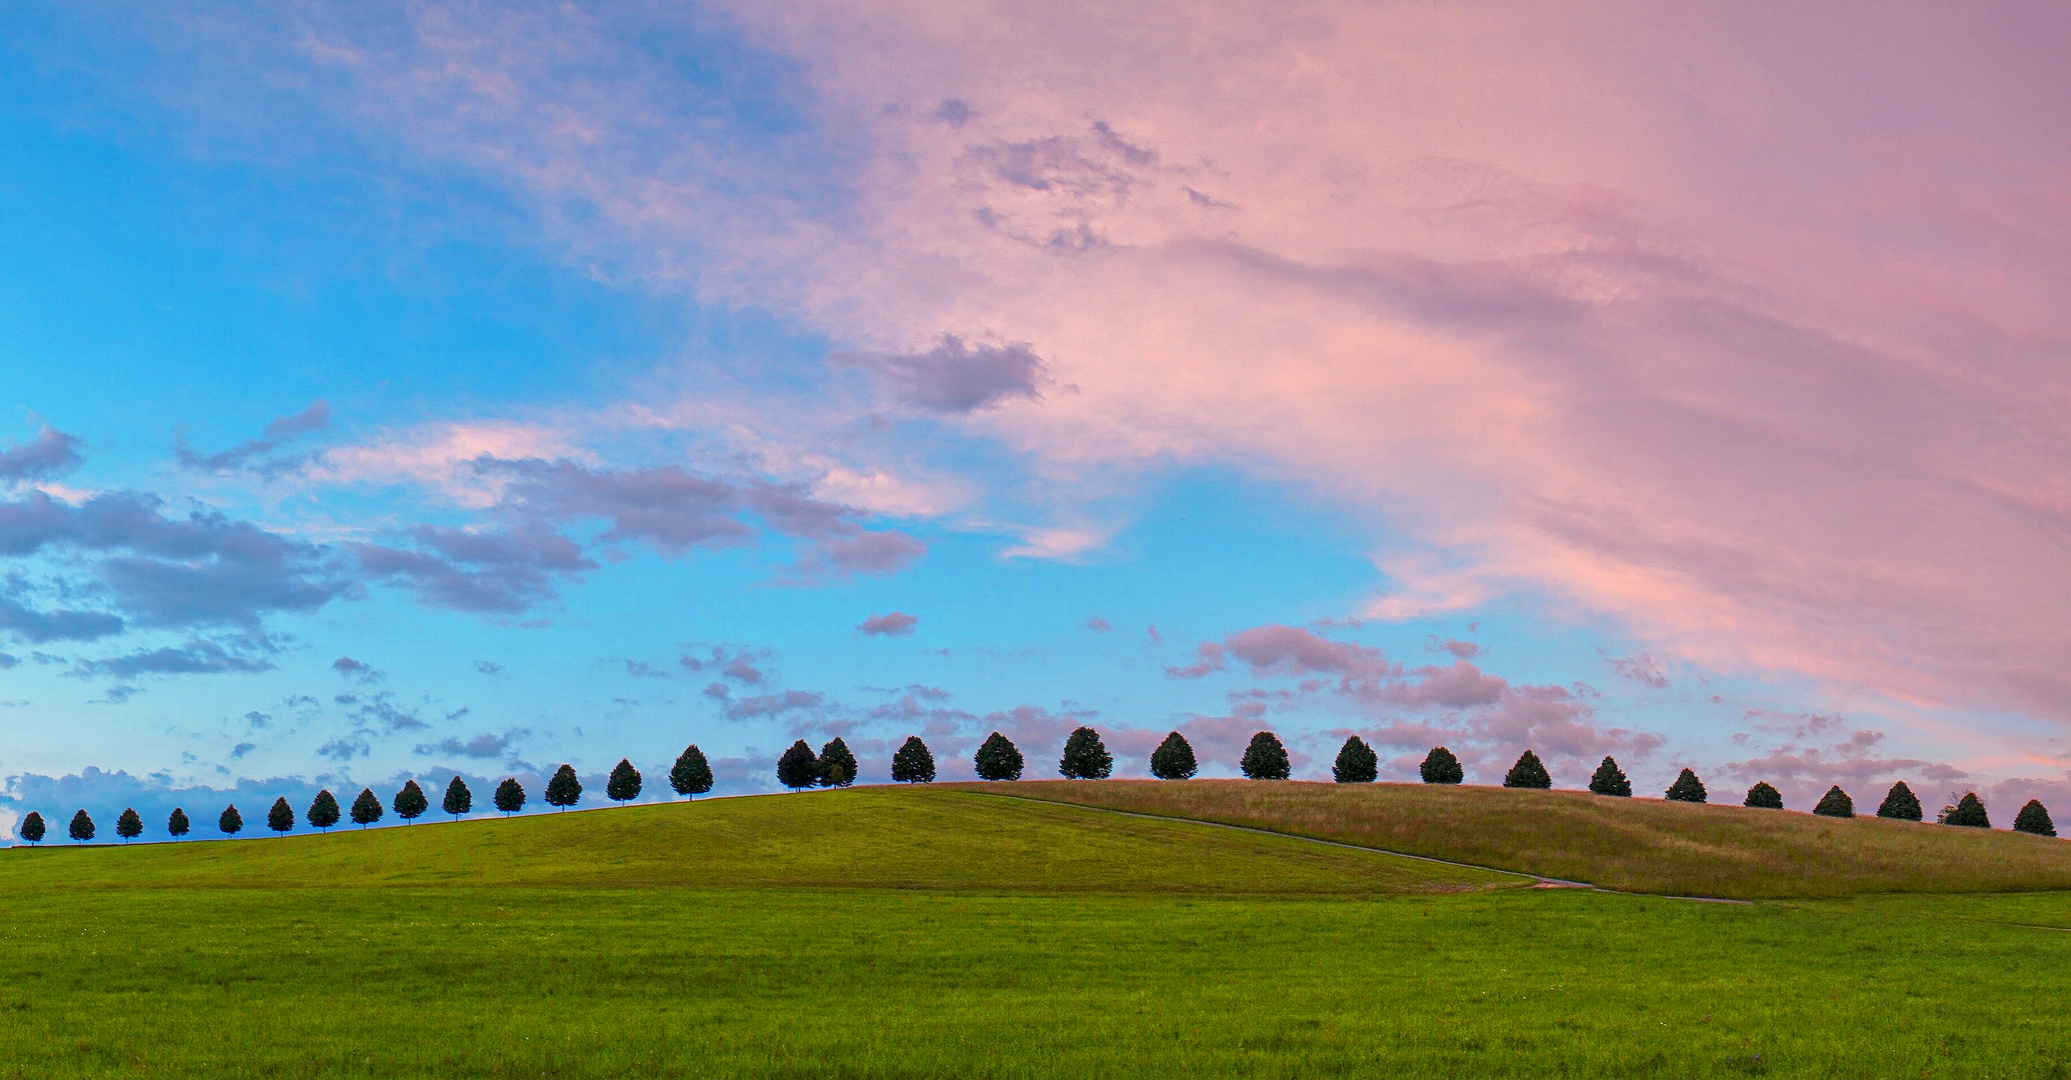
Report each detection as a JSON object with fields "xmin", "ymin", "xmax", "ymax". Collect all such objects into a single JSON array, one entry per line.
[
  {"xmin": 1942, "ymin": 792, "xmax": 1990, "ymax": 828},
  {"xmin": 1420, "ymin": 746, "xmax": 1464, "ymax": 785},
  {"xmin": 1332, "ymin": 736, "xmax": 1378, "ymax": 784},
  {"xmin": 545, "ymin": 765, "xmax": 583, "ymax": 810},
  {"xmin": 1877, "ymin": 782, "xmax": 1923, "ymax": 822},
  {"xmin": 443, "ymin": 776, "xmax": 473, "ymax": 819},
  {"xmin": 307, "ymin": 790, "xmax": 342, "ymax": 832},
  {"xmin": 493, "ymin": 778, "xmax": 526, "ymax": 816},
  {"xmin": 1744, "ymin": 782, "xmax": 1784, "ymax": 809},
  {"xmin": 891, "ymin": 736, "xmax": 936, "ymax": 783},
  {"xmin": 349, "ymin": 788, "xmax": 384, "ymax": 828},
  {"xmin": 1664, "ymin": 768, "xmax": 1707, "ymax": 803},
  {"xmin": 1503, "ymin": 751, "xmax": 1551, "ymax": 789},
  {"xmin": 167, "ymin": 807, "xmax": 190, "ymax": 838},
  {"xmin": 1814, "ymin": 786, "xmax": 1855, "ymax": 818},
  {"xmin": 219, "ymin": 805, "xmax": 243, "ymax": 836},
  {"xmin": 19, "ymin": 812, "xmax": 45, "ymax": 845},
  {"xmin": 2013, "ymin": 799, "xmax": 2057, "ymax": 837},
  {"xmin": 68, "ymin": 810, "xmax": 94, "ymax": 844},
  {"xmin": 1587, "ymin": 756, "xmax": 1631, "ymax": 797},
  {"xmin": 116, "ymin": 808, "xmax": 143, "ymax": 842},
  {"xmin": 1058, "ymin": 727, "xmax": 1114, "ymax": 780},
  {"xmin": 816, "ymin": 740, "xmax": 858, "ymax": 788},
  {"xmin": 393, "ymin": 780, "xmax": 429, "ymax": 823},
  {"xmin": 777, "ymin": 741, "xmax": 820, "ymax": 789},
  {"xmin": 670, "ymin": 744, "xmax": 714, "ymax": 797},
  {"xmin": 1151, "ymin": 732, "xmax": 1199, "ymax": 781},
  {"xmin": 1241, "ymin": 731, "xmax": 1291, "ymax": 780},
  {"xmin": 607, "ymin": 759, "xmax": 643, "ymax": 802},
  {"xmin": 267, "ymin": 797, "xmax": 295, "ymax": 835},
  {"xmin": 974, "ymin": 732, "xmax": 1024, "ymax": 781}
]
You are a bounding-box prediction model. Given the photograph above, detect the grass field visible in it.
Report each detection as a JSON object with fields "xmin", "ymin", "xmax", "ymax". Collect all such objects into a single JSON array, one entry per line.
[{"xmin": 5, "ymin": 786, "xmax": 2071, "ymax": 1078}]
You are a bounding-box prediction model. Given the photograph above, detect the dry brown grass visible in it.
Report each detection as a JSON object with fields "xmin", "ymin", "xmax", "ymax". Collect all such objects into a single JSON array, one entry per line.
[{"xmin": 944, "ymin": 778, "xmax": 2071, "ymax": 898}]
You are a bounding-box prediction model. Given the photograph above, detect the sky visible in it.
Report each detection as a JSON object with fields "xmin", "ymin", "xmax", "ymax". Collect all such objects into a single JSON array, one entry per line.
[{"xmin": 4, "ymin": 0, "xmax": 2071, "ymax": 838}]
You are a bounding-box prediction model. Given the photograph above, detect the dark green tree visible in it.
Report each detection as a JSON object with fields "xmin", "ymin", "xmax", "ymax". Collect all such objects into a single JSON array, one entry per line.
[
  {"xmin": 1058, "ymin": 727, "xmax": 1114, "ymax": 780},
  {"xmin": 349, "ymin": 788, "xmax": 383, "ymax": 828},
  {"xmin": 167, "ymin": 807, "xmax": 190, "ymax": 837},
  {"xmin": 393, "ymin": 780, "xmax": 429, "ymax": 823},
  {"xmin": 443, "ymin": 776, "xmax": 473, "ymax": 819},
  {"xmin": 1664, "ymin": 768, "xmax": 1707, "ymax": 803},
  {"xmin": 19, "ymin": 812, "xmax": 45, "ymax": 845},
  {"xmin": 68, "ymin": 809, "xmax": 94, "ymax": 843},
  {"xmin": 307, "ymin": 790, "xmax": 341, "ymax": 832},
  {"xmin": 115, "ymin": 808, "xmax": 142, "ymax": 841},
  {"xmin": 267, "ymin": 797, "xmax": 294, "ymax": 835},
  {"xmin": 891, "ymin": 736, "xmax": 936, "ymax": 783},
  {"xmin": 670, "ymin": 744, "xmax": 714, "ymax": 797},
  {"xmin": 545, "ymin": 765, "xmax": 583, "ymax": 810},
  {"xmin": 1332, "ymin": 736, "xmax": 1378, "ymax": 784},
  {"xmin": 973, "ymin": 732, "xmax": 1024, "ymax": 781},
  {"xmin": 219, "ymin": 805, "xmax": 243, "ymax": 836},
  {"xmin": 2013, "ymin": 799, "xmax": 2056, "ymax": 837},
  {"xmin": 1877, "ymin": 782, "xmax": 1923, "ymax": 822},
  {"xmin": 1503, "ymin": 750, "xmax": 1551, "ymax": 789},
  {"xmin": 493, "ymin": 778, "xmax": 526, "ymax": 815},
  {"xmin": 816, "ymin": 740, "xmax": 858, "ymax": 788},
  {"xmin": 1420, "ymin": 746, "xmax": 1464, "ymax": 785},
  {"xmin": 607, "ymin": 759, "xmax": 643, "ymax": 802},
  {"xmin": 1942, "ymin": 792, "xmax": 1990, "ymax": 828},
  {"xmin": 1588, "ymin": 756, "xmax": 1631, "ymax": 796},
  {"xmin": 1744, "ymin": 782, "xmax": 1784, "ymax": 809},
  {"xmin": 777, "ymin": 741, "xmax": 820, "ymax": 789},
  {"xmin": 1241, "ymin": 731, "xmax": 1291, "ymax": 780},
  {"xmin": 1814, "ymin": 785, "xmax": 1855, "ymax": 818},
  {"xmin": 1150, "ymin": 732, "xmax": 1199, "ymax": 780}
]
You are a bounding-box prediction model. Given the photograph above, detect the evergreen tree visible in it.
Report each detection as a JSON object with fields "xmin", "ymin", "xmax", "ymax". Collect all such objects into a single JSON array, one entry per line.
[
  {"xmin": 1744, "ymin": 782, "xmax": 1784, "ymax": 809},
  {"xmin": 1814, "ymin": 786, "xmax": 1855, "ymax": 818},
  {"xmin": 167, "ymin": 807, "xmax": 190, "ymax": 837},
  {"xmin": 1150, "ymin": 732, "xmax": 1199, "ymax": 781},
  {"xmin": 1943, "ymin": 792, "xmax": 1990, "ymax": 828},
  {"xmin": 973, "ymin": 732, "xmax": 1024, "ymax": 781},
  {"xmin": 1332, "ymin": 736, "xmax": 1378, "ymax": 784},
  {"xmin": 115, "ymin": 808, "xmax": 143, "ymax": 841},
  {"xmin": 1058, "ymin": 727, "xmax": 1114, "ymax": 780},
  {"xmin": 607, "ymin": 759, "xmax": 643, "ymax": 802},
  {"xmin": 1589, "ymin": 756, "xmax": 1632, "ymax": 797},
  {"xmin": 670, "ymin": 744, "xmax": 714, "ymax": 797},
  {"xmin": 2013, "ymin": 799, "xmax": 2057, "ymax": 837},
  {"xmin": 777, "ymin": 741, "xmax": 820, "ymax": 789},
  {"xmin": 267, "ymin": 797, "xmax": 295, "ymax": 835},
  {"xmin": 19, "ymin": 812, "xmax": 45, "ymax": 845},
  {"xmin": 393, "ymin": 780, "xmax": 429, "ymax": 823},
  {"xmin": 545, "ymin": 765, "xmax": 583, "ymax": 810},
  {"xmin": 349, "ymin": 788, "xmax": 384, "ymax": 828},
  {"xmin": 890, "ymin": 736, "xmax": 937, "ymax": 783},
  {"xmin": 1503, "ymin": 750, "xmax": 1552, "ymax": 789},
  {"xmin": 1876, "ymin": 782, "xmax": 1923, "ymax": 822},
  {"xmin": 1241, "ymin": 731, "xmax": 1291, "ymax": 780},
  {"xmin": 1420, "ymin": 746, "xmax": 1464, "ymax": 785},
  {"xmin": 443, "ymin": 776, "xmax": 473, "ymax": 819},
  {"xmin": 219, "ymin": 804, "xmax": 243, "ymax": 836},
  {"xmin": 816, "ymin": 740, "xmax": 858, "ymax": 788},
  {"xmin": 307, "ymin": 790, "xmax": 342, "ymax": 832},
  {"xmin": 493, "ymin": 778, "xmax": 526, "ymax": 816},
  {"xmin": 68, "ymin": 809, "xmax": 95, "ymax": 843},
  {"xmin": 1664, "ymin": 768, "xmax": 1707, "ymax": 803}
]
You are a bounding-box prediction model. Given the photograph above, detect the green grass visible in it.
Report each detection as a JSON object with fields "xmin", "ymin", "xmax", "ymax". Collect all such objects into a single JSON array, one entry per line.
[{"xmin": 6, "ymin": 787, "xmax": 2071, "ymax": 1078}]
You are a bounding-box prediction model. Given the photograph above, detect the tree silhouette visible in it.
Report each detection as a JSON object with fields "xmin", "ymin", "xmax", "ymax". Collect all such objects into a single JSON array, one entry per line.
[
  {"xmin": 973, "ymin": 732, "xmax": 1024, "ymax": 781},
  {"xmin": 545, "ymin": 764, "xmax": 583, "ymax": 810},
  {"xmin": 1664, "ymin": 768, "xmax": 1707, "ymax": 803},
  {"xmin": 670, "ymin": 745, "xmax": 714, "ymax": 797},
  {"xmin": 393, "ymin": 780, "xmax": 429, "ymax": 823},
  {"xmin": 891, "ymin": 736, "xmax": 936, "ymax": 783},
  {"xmin": 1503, "ymin": 751, "xmax": 1551, "ymax": 789},
  {"xmin": 1744, "ymin": 782, "xmax": 1784, "ymax": 809},
  {"xmin": 267, "ymin": 797, "xmax": 294, "ymax": 835},
  {"xmin": 816, "ymin": 740, "xmax": 858, "ymax": 788},
  {"xmin": 115, "ymin": 808, "xmax": 143, "ymax": 842},
  {"xmin": 2013, "ymin": 800, "xmax": 2056, "ymax": 837},
  {"xmin": 443, "ymin": 776, "xmax": 473, "ymax": 819},
  {"xmin": 307, "ymin": 790, "xmax": 342, "ymax": 832},
  {"xmin": 68, "ymin": 810, "xmax": 95, "ymax": 843},
  {"xmin": 777, "ymin": 741, "xmax": 820, "ymax": 789},
  {"xmin": 219, "ymin": 805, "xmax": 243, "ymax": 836},
  {"xmin": 19, "ymin": 812, "xmax": 45, "ymax": 845},
  {"xmin": 1058, "ymin": 728, "xmax": 1114, "ymax": 780},
  {"xmin": 1588, "ymin": 757, "xmax": 1631, "ymax": 797},
  {"xmin": 1814, "ymin": 786, "xmax": 1855, "ymax": 818},
  {"xmin": 1332, "ymin": 736, "xmax": 1378, "ymax": 784},
  {"xmin": 1151, "ymin": 732, "xmax": 1199, "ymax": 780},
  {"xmin": 1877, "ymin": 782, "xmax": 1923, "ymax": 821},
  {"xmin": 1420, "ymin": 747, "xmax": 1464, "ymax": 785},
  {"xmin": 607, "ymin": 759, "xmax": 643, "ymax": 803},
  {"xmin": 1241, "ymin": 732, "xmax": 1291, "ymax": 780},
  {"xmin": 494, "ymin": 778, "xmax": 526, "ymax": 816},
  {"xmin": 1943, "ymin": 792, "xmax": 1990, "ymax": 828},
  {"xmin": 167, "ymin": 807, "xmax": 190, "ymax": 837},
  {"xmin": 349, "ymin": 788, "xmax": 383, "ymax": 828}
]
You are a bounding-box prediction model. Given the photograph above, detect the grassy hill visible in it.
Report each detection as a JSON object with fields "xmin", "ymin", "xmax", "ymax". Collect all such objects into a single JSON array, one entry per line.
[{"xmin": 961, "ymin": 779, "xmax": 2071, "ymax": 898}]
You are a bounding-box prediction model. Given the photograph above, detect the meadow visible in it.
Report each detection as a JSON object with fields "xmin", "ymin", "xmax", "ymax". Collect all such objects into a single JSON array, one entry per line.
[{"xmin": 4, "ymin": 786, "xmax": 2070, "ymax": 1078}]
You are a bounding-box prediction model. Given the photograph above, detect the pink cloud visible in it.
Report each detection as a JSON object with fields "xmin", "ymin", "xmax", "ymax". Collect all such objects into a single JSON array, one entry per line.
[{"xmin": 858, "ymin": 611, "xmax": 919, "ymax": 636}]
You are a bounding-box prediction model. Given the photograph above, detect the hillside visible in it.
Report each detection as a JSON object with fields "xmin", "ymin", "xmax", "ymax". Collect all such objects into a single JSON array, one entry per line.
[{"xmin": 958, "ymin": 779, "xmax": 2071, "ymax": 898}]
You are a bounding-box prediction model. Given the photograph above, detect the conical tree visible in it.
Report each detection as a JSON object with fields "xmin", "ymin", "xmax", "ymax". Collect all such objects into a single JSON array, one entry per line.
[
  {"xmin": 607, "ymin": 759, "xmax": 643, "ymax": 802},
  {"xmin": 1058, "ymin": 727, "xmax": 1114, "ymax": 780},
  {"xmin": 1151, "ymin": 732, "xmax": 1199, "ymax": 780},
  {"xmin": 1744, "ymin": 782, "xmax": 1784, "ymax": 809},
  {"xmin": 1332, "ymin": 736, "xmax": 1378, "ymax": 784},
  {"xmin": 1241, "ymin": 732, "xmax": 1291, "ymax": 780},
  {"xmin": 816, "ymin": 740, "xmax": 858, "ymax": 788},
  {"xmin": 2013, "ymin": 799, "xmax": 2056, "ymax": 837},
  {"xmin": 777, "ymin": 741, "xmax": 820, "ymax": 789},
  {"xmin": 19, "ymin": 812, "xmax": 45, "ymax": 845},
  {"xmin": 973, "ymin": 732, "xmax": 1024, "ymax": 781},
  {"xmin": 167, "ymin": 807, "xmax": 190, "ymax": 837},
  {"xmin": 349, "ymin": 788, "xmax": 384, "ymax": 828},
  {"xmin": 1877, "ymin": 782, "xmax": 1923, "ymax": 822},
  {"xmin": 219, "ymin": 805, "xmax": 243, "ymax": 836},
  {"xmin": 1503, "ymin": 750, "xmax": 1551, "ymax": 789},
  {"xmin": 393, "ymin": 780, "xmax": 429, "ymax": 823},
  {"xmin": 1943, "ymin": 792, "xmax": 1990, "ymax": 828},
  {"xmin": 493, "ymin": 778, "xmax": 526, "ymax": 815},
  {"xmin": 1589, "ymin": 756, "xmax": 1632, "ymax": 797},
  {"xmin": 307, "ymin": 789, "xmax": 342, "ymax": 832},
  {"xmin": 1420, "ymin": 746, "xmax": 1464, "ymax": 785},
  {"xmin": 115, "ymin": 808, "xmax": 142, "ymax": 842},
  {"xmin": 670, "ymin": 744, "xmax": 714, "ymax": 797},
  {"xmin": 1664, "ymin": 768, "xmax": 1707, "ymax": 803},
  {"xmin": 1814, "ymin": 785, "xmax": 1855, "ymax": 818},
  {"xmin": 545, "ymin": 765, "xmax": 583, "ymax": 810},
  {"xmin": 891, "ymin": 736, "xmax": 936, "ymax": 783},
  {"xmin": 68, "ymin": 809, "xmax": 95, "ymax": 843},
  {"xmin": 443, "ymin": 776, "xmax": 473, "ymax": 819},
  {"xmin": 267, "ymin": 797, "xmax": 294, "ymax": 835}
]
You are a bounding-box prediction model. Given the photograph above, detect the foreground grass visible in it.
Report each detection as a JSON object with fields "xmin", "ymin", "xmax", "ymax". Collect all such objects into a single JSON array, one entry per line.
[{"xmin": 964, "ymin": 779, "xmax": 2071, "ymax": 898}]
